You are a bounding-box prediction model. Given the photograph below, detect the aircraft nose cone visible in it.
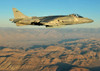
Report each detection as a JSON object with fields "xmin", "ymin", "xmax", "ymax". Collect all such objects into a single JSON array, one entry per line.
[
  {"xmin": 85, "ymin": 18, "xmax": 94, "ymax": 23},
  {"xmin": 88, "ymin": 19, "xmax": 94, "ymax": 23}
]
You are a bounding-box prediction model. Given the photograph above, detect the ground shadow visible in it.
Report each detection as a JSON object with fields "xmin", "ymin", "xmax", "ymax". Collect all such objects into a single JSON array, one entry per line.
[
  {"xmin": 0, "ymin": 46, "xmax": 7, "ymax": 50},
  {"xmin": 56, "ymin": 62, "xmax": 77, "ymax": 71}
]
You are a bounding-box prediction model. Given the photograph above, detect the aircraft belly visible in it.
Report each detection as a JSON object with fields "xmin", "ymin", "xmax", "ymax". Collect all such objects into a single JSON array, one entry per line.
[{"xmin": 16, "ymin": 23, "xmax": 26, "ymax": 26}]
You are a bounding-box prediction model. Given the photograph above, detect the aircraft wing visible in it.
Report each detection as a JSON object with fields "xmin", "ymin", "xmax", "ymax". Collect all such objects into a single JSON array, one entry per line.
[{"xmin": 40, "ymin": 15, "xmax": 66, "ymax": 26}]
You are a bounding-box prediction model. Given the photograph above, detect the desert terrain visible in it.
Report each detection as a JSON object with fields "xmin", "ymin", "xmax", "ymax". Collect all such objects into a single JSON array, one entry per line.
[{"xmin": 0, "ymin": 28, "xmax": 100, "ymax": 71}]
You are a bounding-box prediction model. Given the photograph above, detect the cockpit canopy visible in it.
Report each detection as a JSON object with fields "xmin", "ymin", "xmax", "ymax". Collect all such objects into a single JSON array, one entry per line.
[{"xmin": 69, "ymin": 14, "xmax": 83, "ymax": 18}]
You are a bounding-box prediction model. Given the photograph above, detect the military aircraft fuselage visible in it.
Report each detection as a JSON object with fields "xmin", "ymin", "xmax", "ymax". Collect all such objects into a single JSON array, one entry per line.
[{"xmin": 9, "ymin": 8, "xmax": 94, "ymax": 27}]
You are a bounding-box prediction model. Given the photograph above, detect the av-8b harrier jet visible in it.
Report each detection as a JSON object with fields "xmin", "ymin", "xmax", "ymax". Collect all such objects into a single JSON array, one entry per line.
[{"xmin": 9, "ymin": 8, "xmax": 93, "ymax": 27}]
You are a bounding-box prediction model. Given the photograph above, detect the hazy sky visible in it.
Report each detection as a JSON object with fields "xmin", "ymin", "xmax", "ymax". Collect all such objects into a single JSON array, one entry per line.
[{"xmin": 0, "ymin": 0, "xmax": 100, "ymax": 28}]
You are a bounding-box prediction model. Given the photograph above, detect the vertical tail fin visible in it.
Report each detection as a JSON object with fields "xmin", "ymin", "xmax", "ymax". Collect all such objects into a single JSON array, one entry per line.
[{"xmin": 13, "ymin": 8, "xmax": 28, "ymax": 19}]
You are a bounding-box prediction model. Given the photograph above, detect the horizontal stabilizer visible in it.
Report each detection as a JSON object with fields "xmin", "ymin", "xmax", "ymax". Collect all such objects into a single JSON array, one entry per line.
[{"xmin": 16, "ymin": 23, "xmax": 26, "ymax": 26}]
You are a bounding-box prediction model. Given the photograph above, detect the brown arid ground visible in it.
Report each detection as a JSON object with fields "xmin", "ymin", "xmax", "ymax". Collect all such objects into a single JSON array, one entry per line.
[
  {"xmin": 0, "ymin": 38, "xmax": 100, "ymax": 71},
  {"xmin": 0, "ymin": 28, "xmax": 100, "ymax": 71}
]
